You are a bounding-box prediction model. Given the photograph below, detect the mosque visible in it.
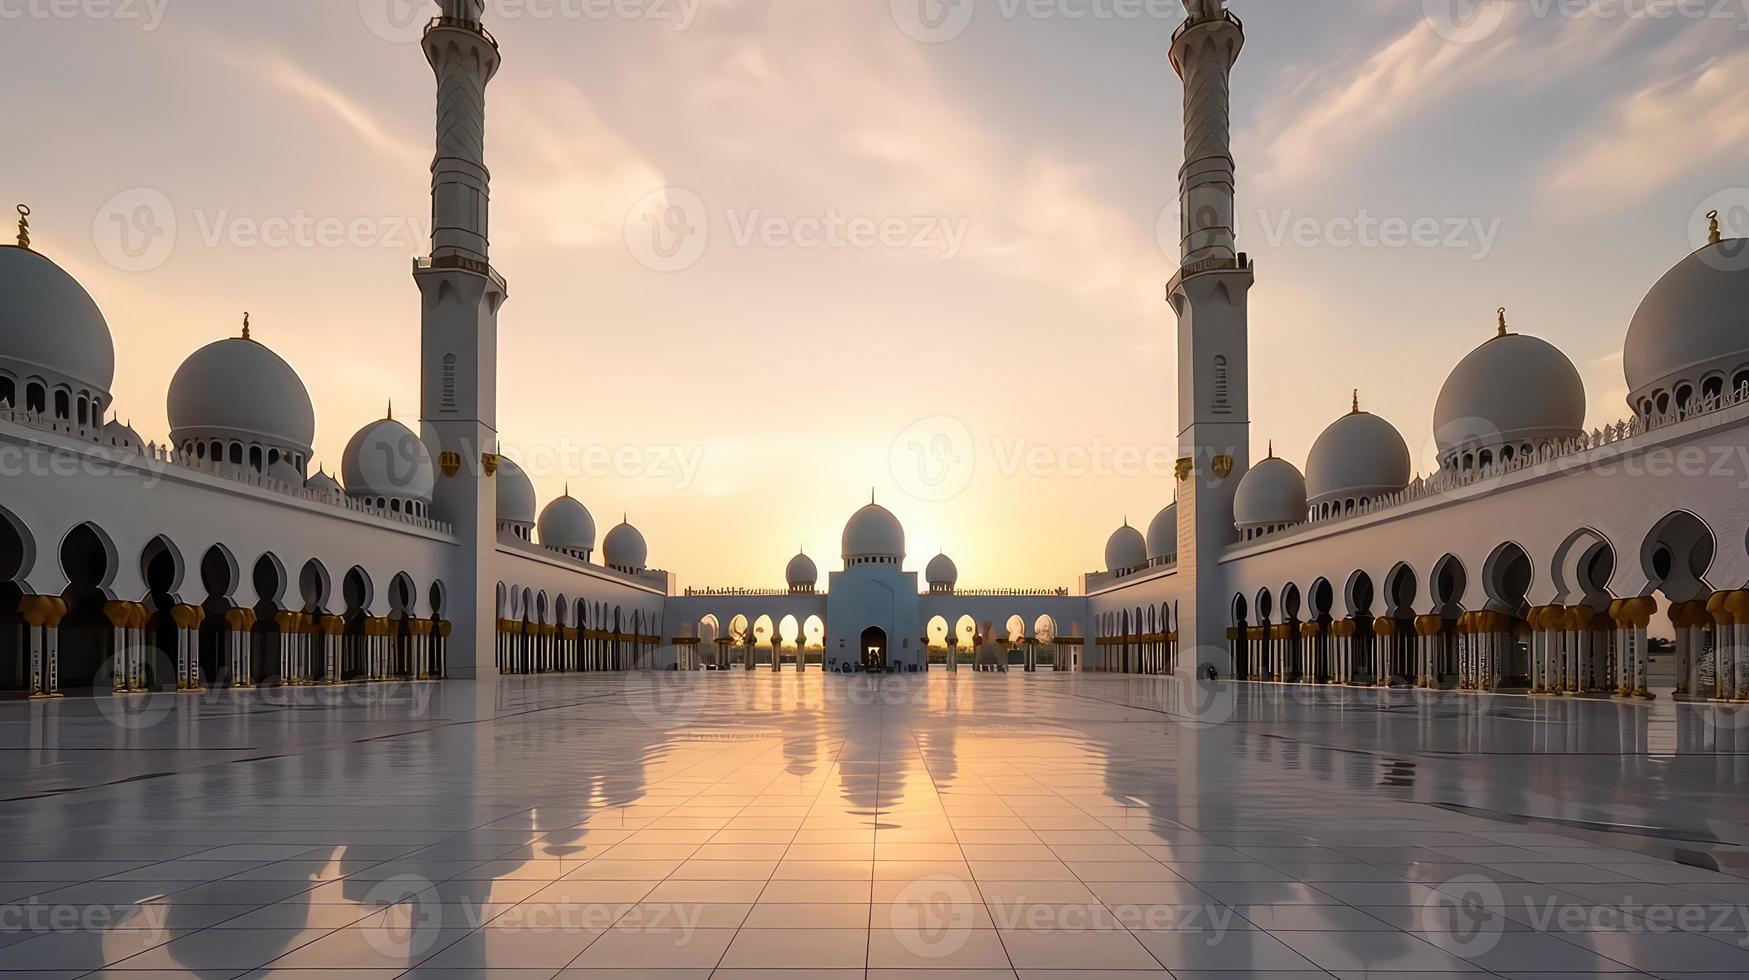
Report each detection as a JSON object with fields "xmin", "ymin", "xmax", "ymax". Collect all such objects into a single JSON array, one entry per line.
[{"xmin": 2, "ymin": 0, "xmax": 1747, "ymax": 702}]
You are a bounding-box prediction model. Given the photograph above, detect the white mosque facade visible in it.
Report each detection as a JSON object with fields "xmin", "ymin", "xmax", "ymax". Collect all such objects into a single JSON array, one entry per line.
[{"xmin": 3, "ymin": 0, "xmax": 1749, "ymax": 703}]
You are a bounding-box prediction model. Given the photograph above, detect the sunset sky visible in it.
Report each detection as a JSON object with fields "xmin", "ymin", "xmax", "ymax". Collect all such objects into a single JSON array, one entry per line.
[{"xmin": 5, "ymin": 0, "xmax": 1745, "ymax": 590}]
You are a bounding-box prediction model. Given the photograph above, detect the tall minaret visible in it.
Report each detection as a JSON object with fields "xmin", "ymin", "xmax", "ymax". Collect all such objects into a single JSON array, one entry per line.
[
  {"xmin": 418, "ymin": 0, "xmax": 506, "ymax": 678},
  {"xmin": 1168, "ymin": 0, "xmax": 1252, "ymax": 673}
]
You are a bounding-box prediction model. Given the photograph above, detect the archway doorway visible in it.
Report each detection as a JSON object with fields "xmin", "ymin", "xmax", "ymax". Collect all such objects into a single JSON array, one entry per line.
[{"xmin": 860, "ymin": 626, "xmax": 888, "ymax": 672}]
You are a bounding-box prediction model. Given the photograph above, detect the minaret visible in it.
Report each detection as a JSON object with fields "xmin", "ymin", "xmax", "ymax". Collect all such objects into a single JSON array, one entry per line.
[
  {"xmin": 1168, "ymin": 0, "xmax": 1252, "ymax": 672},
  {"xmin": 418, "ymin": 0, "xmax": 506, "ymax": 678}
]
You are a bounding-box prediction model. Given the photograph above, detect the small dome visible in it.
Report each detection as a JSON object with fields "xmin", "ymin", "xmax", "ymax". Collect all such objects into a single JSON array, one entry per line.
[
  {"xmin": 1305, "ymin": 403, "xmax": 1411, "ymax": 509},
  {"xmin": 1623, "ymin": 238, "xmax": 1749, "ymax": 405},
  {"xmin": 1105, "ymin": 522, "xmax": 1147, "ymax": 573},
  {"xmin": 307, "ymin": 468, "xmax": 342, "ymax": 497},
  {"xmin": 101, "ymin": 418, "xmax": 142, "ymax": 453},
  {"xmin": 496, "ymin": 456, "xmax": 536, "ymax": 527},
  {"xmin": 168, "ymin": 333, "xmax": 315, "ymax": 458},
  {"xmin": 538, "ymin": 495, "xmax": 597, "ymax": 554},
  {"xmin": 603, "ymin": 520, "xmax": 648, "ymax": 572},
  {"xmin": 1434, "ymin": 320, "xmax": 1584, "ymax": 461},
  {"xmin": 786, "ymin": 552, "xmax": 819, "ymax": 588},
  {"xmin": 842, "ymin": 502, "xmax": 905, "ymax": 563},
  {"xmin": 925, "ymin": 553, "xmax": 958, "ymax": 588},
  {"xmin": 0, "ymin": 245, "xmax": 116, "ymax": 397},
  {"xmin": 340, "ymin": 416, "xmax": 435, "ymax": 503},
  {"xmin": 1145, "ymin": 503, "xmax": 1177, "ymax": 560},
  {"xmin": 1234, "ymin": 455, "xmax": 1307, "ymax": 529},
  {"xmin": 267, "ymin": 457, "xmax": 302, "ymax": 486}
]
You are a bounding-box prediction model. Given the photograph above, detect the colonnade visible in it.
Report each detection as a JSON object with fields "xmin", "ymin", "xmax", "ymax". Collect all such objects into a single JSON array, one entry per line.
[
  {"xmin": 1087, "ymin": 631, "xmax": 1176, "ymax": 674},
  {"xmin": 14, "ymin": 595, "xmax": 447, "ymax": 696},
  {"xmin": 496, "ymin": 620, "xmax": 656, "ymax": 674}
]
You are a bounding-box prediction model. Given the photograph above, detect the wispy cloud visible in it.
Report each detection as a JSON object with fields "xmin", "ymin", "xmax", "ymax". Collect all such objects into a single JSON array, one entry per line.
[{"xmin": 1546, "ymin": 49, "xmax": 1749, "ymax": 210}]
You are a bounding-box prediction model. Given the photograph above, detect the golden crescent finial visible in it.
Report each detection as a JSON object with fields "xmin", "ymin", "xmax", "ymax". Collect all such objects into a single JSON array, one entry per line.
[
  {"xmin": 1351, "ymin": 389, "xmax": 1360, "ymax": 414},
  {"xmin": 1497, "ymin": 307, "xmax": 1508, "ymax": 338},
  {"xmin": 15, "ymin": 204, "xmax": 30, "ymax": 249},
  {"xmin": 241, "ymin": 312, "xmax": 251, "ymax": 341},
  {"xmin": 1709, "ymin": 209, "xmax": 1723, "ymax": 246}
]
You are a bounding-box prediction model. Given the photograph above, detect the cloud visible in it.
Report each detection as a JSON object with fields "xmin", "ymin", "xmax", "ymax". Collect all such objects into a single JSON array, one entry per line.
[
  {"xmin": 1545, "ymin": 49, "xmax": 1749, "ymax": 209},
  {"xmin": 221, "ymin": 47, "xmax": 427, "ymax": 171}
]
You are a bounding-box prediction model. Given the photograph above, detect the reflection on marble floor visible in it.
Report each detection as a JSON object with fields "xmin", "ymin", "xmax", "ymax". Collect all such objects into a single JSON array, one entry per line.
[{"xmin": 2, "ymin": 672, "xmax": 1749, "ymax": 978}]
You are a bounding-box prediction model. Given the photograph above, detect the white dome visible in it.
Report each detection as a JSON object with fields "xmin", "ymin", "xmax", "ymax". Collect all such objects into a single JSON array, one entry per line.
[
  {"xmin": 1623, "ymin": 238, "xmax": 1749, "ymax": 404},
  {"xmin": 307, "ymin": 468, "xmax": 342, "ymax": 497},
  {"xmin": 1434, "ymin": 324, "xmax": 1584, "ymax": 460},
  {"xmin": 1305, "ymin": 406, "xmax": 1411, "ymax": 508},
  {"xmin": 1105, "ymin": 523, "xmax": 1147, "ymax": 573},
  {"xmin": 168, "ymin": 334, "xmax": 315, "ymax": 458},
  {"xmin": 603, "ymin": 520, "xmax": 648, "ymax": 571},
  {"xmin": 496, "ymin": 456, "xmax": 536, "ymax": 526},
  {"xmin": 340, "ymin": 416, "xmax": 435, "ymax": 503},
  {"xmin": 538, "ymin": 495, "xmax": 597, "ymax": 554},
  {"xmin": 786, "ymin": 552, "xmax": 818, "ymax": 588},
  {"xmin": 0, "ymin": 245, "xmax": 116, "ymax": 397},
  {"xmin": 1145, "ymin": 503, "xmax": 1177, "ymax": 560},
  {"xmin": 925, "ymin": 553, "xmax": 958, "ymax": 588},
  {"xmin": 1234, "ymin": 455, "xmax": 1307, "ymax": 529},
  {"xmin": 842, "ymin": 502, "xmax": 905, "ymax": 563}
]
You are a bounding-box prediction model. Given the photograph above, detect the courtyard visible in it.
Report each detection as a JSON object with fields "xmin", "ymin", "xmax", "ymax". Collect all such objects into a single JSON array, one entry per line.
[{"xmin": 0, "ymin": 673, "xmax": 1747, "ymax": 977}]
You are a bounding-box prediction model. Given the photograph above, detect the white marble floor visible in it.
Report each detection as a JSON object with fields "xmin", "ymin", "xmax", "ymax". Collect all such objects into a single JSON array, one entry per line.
[{"xmin": 1, "ymin": 672, "xmax": 1748, "ymax": 978}]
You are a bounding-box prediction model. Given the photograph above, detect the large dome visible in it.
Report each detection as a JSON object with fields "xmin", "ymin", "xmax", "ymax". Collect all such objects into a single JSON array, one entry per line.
[
  {"xmin": 604, "ymin": 520, "xmax": 649, "ymax": 572},
  {"xmin": 168, "ymin": 333, "xmax": 315, "ymax": 458},
  {"xmin": 1105, "ymin": 522, "xmax": 1147, "ymax": 573},
  {"xmin": 0, "ymin": 245, "xmax": 116, "ymax": 398},
  {"xmin": 1145, "ymin": 503, "xmax": 1177, "ymax": 560},
  {"xmin": 340, "ymin": 416, "xmax": 435, "ymax": 504},
  {"xmin": 1434, "ymin": 320, "xmax": 1585, "ymax": 461},
  {"xmin": 1305, "ymin": 403, "xmax": 1411, "ymax": 509},
  {"xmin": 786, "ymin": 552, "xmax": 818, "ymax": 589},
  {"xmin": 1623, "ymin": 237, "xmax": 1749, "ymax": 406},
  {"xmin": 538, "ymin": 495, "xmax": 597, "ymax": 555},
  {"xmin": 925, "ymin": 553, "xmax": 958, "ymax": 589},
  {"xmin": 1234, "ymin": 455, "xmax": 1307, "ymax": 530},
  {"xmin": 842, "ymin": 502, "xmax": 905, "ymax": 564},
  {"xmin": 496, "ymin": 456, "xmax": 537, "ymax": 527}
]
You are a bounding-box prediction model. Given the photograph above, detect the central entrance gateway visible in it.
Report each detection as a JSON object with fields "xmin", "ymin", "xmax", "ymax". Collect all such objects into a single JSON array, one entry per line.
[{"xmin": 860, "ymin": 626, "xmax": 888, "ymax": 672}]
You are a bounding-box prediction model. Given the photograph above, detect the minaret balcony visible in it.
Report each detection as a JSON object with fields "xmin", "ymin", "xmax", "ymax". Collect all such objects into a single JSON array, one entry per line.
[{"xmin": 425, "ymin": 15, "xmax": 498, "ymax": 48}]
